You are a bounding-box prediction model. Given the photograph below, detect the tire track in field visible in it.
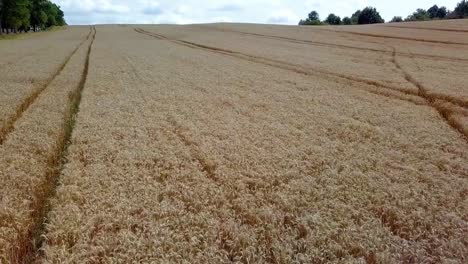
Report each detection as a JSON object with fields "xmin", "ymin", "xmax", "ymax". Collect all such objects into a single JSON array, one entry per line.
[
  {"xmin": 122, "ymin": 50, "xmax": 214, "ymax": 179},
  {"xmin": 389, "ymin": 46, "xmax": 468, "ymax": 139},
  {"xmin": 197, "ymin": 26, "xmax": 468, "ymax": 63},
  {"xmin": 134, "ymin": 28, "xmax": 442, "ymax": 107},
  {"xmin": 134, "ymin": 29, "xmax": 416, "ymax": 95},
  {"xmin": 383, "ymin": 25, "xmax": 468, "ymax": 33},
  {"xmin": 388, "ymin": 47, "xmax": 467, "ymax": 108},
  {"xmin": 122, "ymin": 50, "xmax": 219, "ymax": 181},
  {"xmin": 0, "ymin": 27, "xmax": 93, "ymax": 145},
  {"xmin": 166, "ymin": 115, "xmax": 283, "ymax": 242},
  {"xmin": 168, "ymin": 117, "xmax": 219, "ymax": 182},
  {"xmin": 136, "ymin": 28, "xmax": 467, "ymax": 139},
  {"xmin": 316, "ymin": 28, "xmax": 468, "ymax": 46},
  {"xmin": 123, "ymin": 55, "xmax": 150, "ymax": 104},
  {"xmin": 198, "ymin": 26, "xmax": 391, "ymax": 53},
  {"xmin": 15, "ymin": 26, "xmax": 96, "ymax": 264},
  {"xmin": 136, "ymin": 28, "xmax": 468, "ymax": 108}
]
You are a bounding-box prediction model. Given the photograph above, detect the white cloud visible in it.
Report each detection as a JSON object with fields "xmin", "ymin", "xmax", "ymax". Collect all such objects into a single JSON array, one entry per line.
[{"xmin": 53, "ymin": 0, "xmax": 462, "ymax": 25}]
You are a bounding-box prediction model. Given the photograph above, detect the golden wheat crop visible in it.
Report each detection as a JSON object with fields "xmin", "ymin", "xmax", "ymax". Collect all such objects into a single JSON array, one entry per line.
[
  {"xmin": 0, "ymin": 20, "xmax": 467, "ymax": 263},
  {"xmin": 0, "ymin": 26, "xmax": 95, "ymax": 262}
]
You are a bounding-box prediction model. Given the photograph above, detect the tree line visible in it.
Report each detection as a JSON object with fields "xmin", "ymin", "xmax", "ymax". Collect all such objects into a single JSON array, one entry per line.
[
  {"xmin": 299, "ymin": 0, "xmax": 468, "ymax": 25},
  {"xmin": 0, "ymin": 0, "xmax": 66, "ymax": 34}
]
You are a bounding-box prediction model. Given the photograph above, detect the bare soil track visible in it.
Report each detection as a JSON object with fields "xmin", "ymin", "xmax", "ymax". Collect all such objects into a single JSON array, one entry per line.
[
  {"xmin": 384, "ymin": 24, "xmax": 468, "ymax": 33},
  {"xmin": 1, "ymin": 20, "xmax": 467, "ymax": 263}
]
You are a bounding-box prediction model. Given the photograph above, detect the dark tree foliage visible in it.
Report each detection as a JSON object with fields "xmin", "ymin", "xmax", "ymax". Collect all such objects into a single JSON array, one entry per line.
[
  {"xmin": 2, "ymin": 0, "xmax": 30, "ymax": 33},
  {"xmin": 351, "ymin": 10, "xmax": 361, "ymax": 24},
  {"xmin": 31, "ymin": 0, "xmax": 48, "ymax": 31},
  {"xmin": 427, "ymin": 5, "xmax": 447, "ymax": 19},
  {"xmin": 0, "ymin": 0, "xmax": 65, "ymax": 34},
  {"xmin": 325, "ymin": 13, "xmax": 341, "ymax": 25},
  {"xmin": 436, "ymin": 6, "xmax": 448, "ymax": 18},
  {"xmin": 357, "ymin": 7, "xmax": 384, "ymax": 24},
  {"xmin": 428, "ymin": 5, "xmax": 439, "ymax": 18},
  {"xmin": 0, "ymin": 0, "xmax": 3, "ymax": 34},
  {"xmin": 453, "ymin": 0, "xmax": 468, "ymax": 18},
  {"xmin": 390, "ymin": 16, "xmax": 403, "ymax": 23},
  {"xmin": 298, "ymin": 10, "xmax": 323, "ymax": 25},
  {"xmin": 406, "ymin": 8, "xmax": 430, "ymax": 21},
  {"xmin": 298, "ymin": 1, "xmax": 467, "ymax": 27},
  {"xmin": 308, "ymin": 11, "xmax": 319, "ymax": 21},
  {"xmin": 342, "ymin": 16, "xmax": 352, "ymax": 25}
]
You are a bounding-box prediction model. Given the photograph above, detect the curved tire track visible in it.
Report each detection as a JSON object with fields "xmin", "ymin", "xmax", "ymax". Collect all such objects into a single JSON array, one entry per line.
[
  {"xmin": 140, "ymin": 28, "xmax": 468, "ymax": 109},
  {"xmin": 136, "ymin": 27, "xmax": 467, "ymax": 139},
  {"xmin": 390, "ymin": 46, "xmax": 467, "ymax": 139},
  {"xmin": 133, "ymin": 28, "xmax": 436, "ymax": 106},
  {"xmin": 383, "ymin": 25, "xmax": 468, "ymax": 33},
  {"xmin": 320, "ymin": 28, "xmax": 468, "ymax": 46},
  {"xmin": 198, "ymin": 26, "xmax": 468, "ymax": 63}
]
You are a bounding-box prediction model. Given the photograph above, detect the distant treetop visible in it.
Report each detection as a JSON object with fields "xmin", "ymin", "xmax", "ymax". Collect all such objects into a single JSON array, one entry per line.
[
  {"xmin": 357, "ymin": 7, "xmax": 385, "ymax": 24},
  {"xmin": 298, "ymin": 1, "xmax": 468, "ymax": 26},
  {"xmin": 325, "ymin": 13, "xmax": 341, "ymax": 25},
  {"xmin": 1, "ymin": 0, "xmax": 66, "ymax": 34},
  {"xmin": 453, "ymin": 0, "xmax": 468, "ymax": 18},
  {"xmin": 298, "ymin": 11, "xmax": 322, "ymax": 25}
]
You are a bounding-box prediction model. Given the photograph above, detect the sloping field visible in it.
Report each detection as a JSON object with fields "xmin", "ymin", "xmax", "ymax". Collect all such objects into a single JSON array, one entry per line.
[
  {"xmin": 0, "ymin": 20, "xmax": 467, "ymax": 263},
  {"xmin": 0, "ymin": 26, "xmax": 90, "ymax": 143}
]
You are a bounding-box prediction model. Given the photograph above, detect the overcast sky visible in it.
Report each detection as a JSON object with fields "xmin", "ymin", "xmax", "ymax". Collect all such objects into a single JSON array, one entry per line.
[{"xmin": 54, "ymin": 0, "xmax": 461, "ymax": 25}]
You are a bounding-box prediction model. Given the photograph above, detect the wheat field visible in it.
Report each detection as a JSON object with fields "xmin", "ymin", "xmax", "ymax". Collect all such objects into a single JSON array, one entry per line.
[{"xmin": 0, "ymin": 20, "xmax": 467, "ymax": 263}]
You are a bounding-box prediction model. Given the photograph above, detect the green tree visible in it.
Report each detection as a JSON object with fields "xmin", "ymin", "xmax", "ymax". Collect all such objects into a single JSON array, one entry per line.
[
  {"xmin": 390, "ymin": 16, "xmax": 403, "ymax": 23},
  {"xmin": 325, "ymin": 13, "xmax": 341, "ymax": 25},
  {"xmin": 298, "ymin": 11, "xmax": 322, "ymax": 25},
  {"xmin": 308, "ymin": 11, "xmax": 319, "ymax": 21},
  {"xmin": 44, "ymin": 1, "xmax": 57, "ymax": 27},
  {"xmin": 357, "ymin": 7, "xmax": 384, "ymax": 24},
  {"xmin": 0, "ymin": 0, "xmax": 3, "ymax": 34},
  {"xmin": 1, "ymin": 0, "xmax": 66, "ymax": 34},
  {"xmin": 406, "ymin": 8, "xmax": 430, "ymax": 21},
  {"xmin": 427, "ymin": 5, "xmax": 447, "ymax": 19},
  {"xmin": 427, "ymin": 5, "xmax": 440, "ymax": 18},
  {"xmin": 342, "ymin": 16, "xmax": 352, "ymax": 25},
  {"xmin": 436, "ymin": 6, "xmax": 447, "ymax": 18},
  {"xmin": 31, "ymin": 0, "xmax": 48, "ymax": 31},
  {"xmin": 351, "ymin": 10, "xmax": 361, "ymax": 24},
  {"xmin": 2, "ymin": 0, "xmax": 30, "ymax": 32},
  {"xmin": 55, "ymin": 6, "xmax": 66, "ymax": 26}
]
